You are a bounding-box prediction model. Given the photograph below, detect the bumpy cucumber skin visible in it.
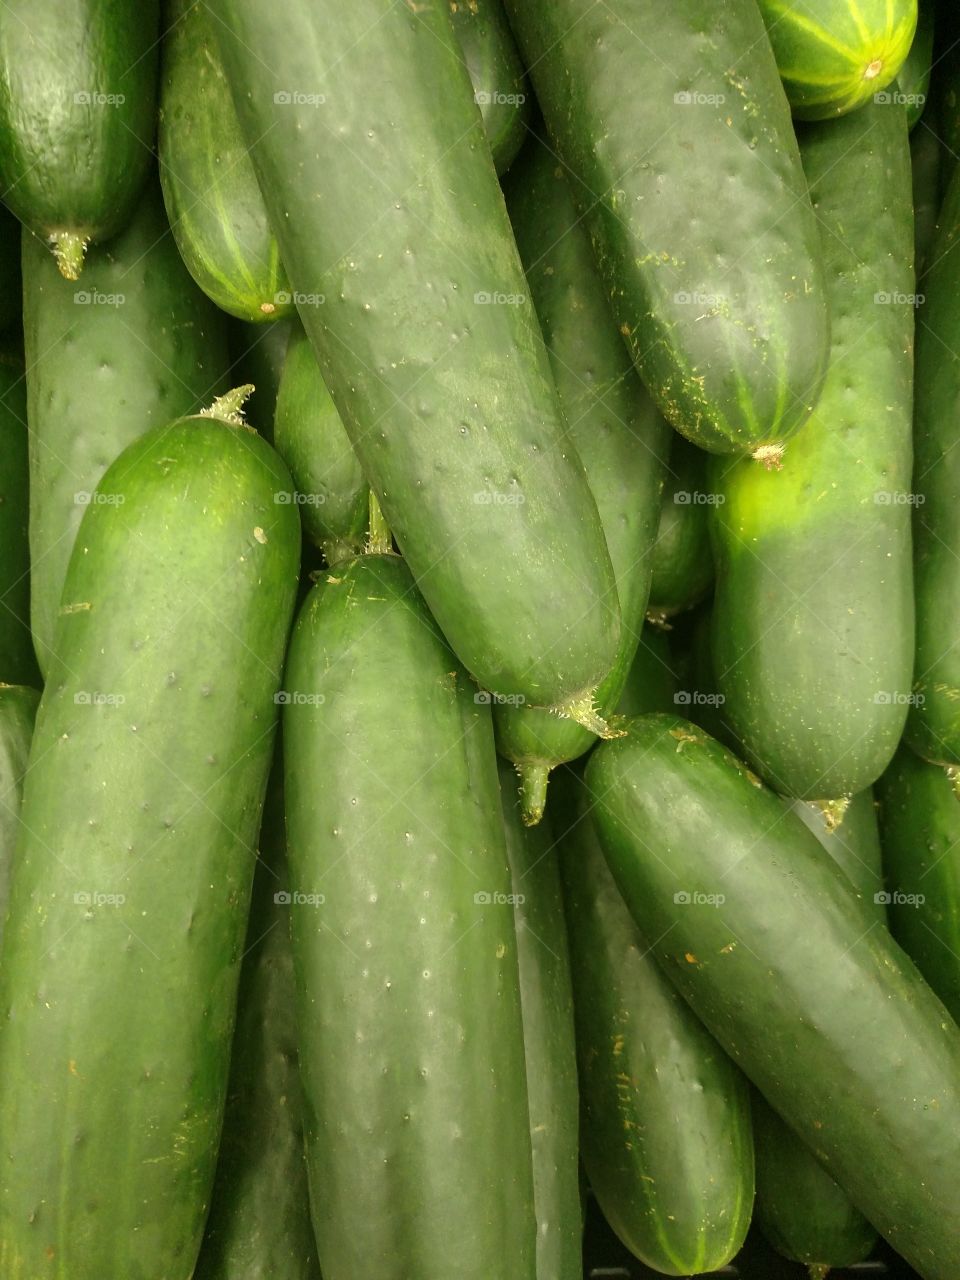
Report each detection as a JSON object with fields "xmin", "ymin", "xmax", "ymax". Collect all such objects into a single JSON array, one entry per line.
[
  {"xmin": 0, "ymin": 205, "xmax": 21, "ymax": 332},
  {"xmin": 0, "ymin": 0, "xmax": 158, "ymax": 274},
  {"xmin": 211, "ymin": 0, "xmax": 619, "ymax": 707},
  {"xmin": 554, "ymin": 769, "xmax": 753, "ymax": 1276},
  {"xmin": 711, "ymin": 100, "xmax": 915, "ymax": 800},
  {"xmin": 0, "ymin": 683, "xmax": 39, "ymax": 940},
  {"xmin": 193, "ymin": 762, "xmax": 321, "ymax": 1280},
  {"xmin": 273, "ymin": 325, "xmax": 368, "ymax": 566},
  {"xmin": 647, "ymin": 435, "xmax": 713, "ymax": 620},
  {"xmin": 159, "ymin": 0, "xmax": 292, "ymax": 324},
  {"xmin": 757, "ymin": 0, "xmax": 917, "ymax": 119},
  {"xmin": 492, "ymin": 141, "xmax": 666, "ymax": 794},
  {"xmin": 23, "ymin": 181, "xmax": 229, "ymax": 677},
  {"xmin": 586, "ymin": 714, "xmax": 960, "ymax": 1280},
  {"xmin": 0, "ymin": 354, "xmax": 39, "ymax": 688},
  {"xmin": 877, "ymin": 745, "xmax": 960, "ymax": 1023},
  {"xmin": 0, "ymin": 416, "xmax": 300, "ymax": 1279},
  {"xmin": 229, "ymin": 314, "xmax": 296, "ymax": 444},
  {"xmin": 450, "ymin": 0, "xmax": 530, "ymax": 174},
  {"xmin": 502, "ymin": 0, "xmax": 828, "ymax": 456},
  {"xmin": 498, "ymin": 761, "xmax": 580, "ymax": 1279},
  {"xmin": 282, "ymin": 554, "xmax": 536, "ymax": 1280}
]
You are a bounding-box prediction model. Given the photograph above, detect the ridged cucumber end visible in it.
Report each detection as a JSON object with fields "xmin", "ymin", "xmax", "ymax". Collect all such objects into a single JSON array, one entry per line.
[
  {"xmin": 517, "ymin": 761, "xmax": 549, "ymax": 827},
  {"xmin": 200, "ymin": 384, "xmax": 256, "ymax": 426},
  {"xmin": 51, "ymin": 231, "xmax": 89, "ymax": 281}
]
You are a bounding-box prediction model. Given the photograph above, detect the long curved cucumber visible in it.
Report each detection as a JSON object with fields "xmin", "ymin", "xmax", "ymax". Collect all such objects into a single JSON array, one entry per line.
[
  {"xmin": 159, "ymin": 0, "xmax": 292, "ymax": 324},
  {"xmin": 710, "ymin": 99, "xmax": 915, "ymax": 801},
  {"xmin": 646, "ymin": 435, "xmax": 714, "ymax": 623},
  {"xmin": 0, "ymin": 206, "xmax": 21, "ymax": 333},
  {"xmin": 282, "ymin": 552, "xmax": 536, "ymax": 1279},
  {"xmin": 586, "ymin": 713, "xmax": 960, "ymax": 1280},
  {"xmin": 502, "ymin": 0, "xmax": 828, "ymax": 458},
  {"xmin": 492, "ymin": 139, "xmax": 667, "ymax": 820},
  {"xmin": 0, "ymin": 0, "xmax": 158, "ymax": 279},
  {"xmin": 228, "ymin": 314, "xmax": 296, "ymax": 443},
  {"xmin": 554, "ymin": 769, "xmax": 753, "ymax": 1275},
  {"xmin": 756, "ymin": 0, "xmax": 917, "ymax": 120},
  {"xmin": 451, "ymin": 0, "xmax": 530, "ymax": 174},
  {"xmin": 24, "ymin": 179, "xmax": 229, "ymax": 677},
  {"xmin": 0, "ymin": 400, "xmax": 300, "ymax": 1279},
  {"xmin": 498, "ymin": 761, "xmax": 580, "ymax": 1279},
  {"xmin": 210, "ymin": 0, "xmax": 619, "ymax": 711},
  {"xmin": 0, "ymin": 683, "xmax": 38, "ymax": 941},
  {"xmin": 0, "ymin": 352, "xmax": 39, "ymax": 687}
]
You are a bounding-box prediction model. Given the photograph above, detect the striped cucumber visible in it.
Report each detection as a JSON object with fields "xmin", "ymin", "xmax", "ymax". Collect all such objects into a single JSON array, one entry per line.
[
  {"xmin": 710, "ymin": 99, "xmax": 915, "ymax": 801},
  {"xmin": 282, "ymin": 552, "xmax": 536, "ymax": 1279},
  {"xmin": 646, "ymin": 435, "xmax": 714, "ymax": 624},
  {"xmin": 0, "ymin": 683, "xmax": 38, "ymax": 942},
  {"xmin": 0, "ymin": 352, "xmax": 38, "ymax": 688},
  {"xmin": 451, "ymin": 0, "xmax": 530, "ymax": 174}
]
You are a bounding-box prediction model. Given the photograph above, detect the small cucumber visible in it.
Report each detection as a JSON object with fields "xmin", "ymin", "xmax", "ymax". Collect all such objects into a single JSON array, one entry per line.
[
  {"xmin": 451, "ymin": 0, "xmax": 530, "ymax": 174},
  {"xmin": 0, "ymin": 683, "xmax": 38, "ymax": 941},
  {"xmin": 646, "ymin": 435, "xmax": 714, "ymax": 624},
  {"xmin": 0, "ymin": 351, "xmax": 39, "ymax": 687}
]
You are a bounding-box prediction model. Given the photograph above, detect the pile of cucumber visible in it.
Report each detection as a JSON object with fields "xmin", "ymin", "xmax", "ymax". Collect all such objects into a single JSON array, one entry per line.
[{"xmin": 2, "ymin": 0, "xmax": 959, "ymax": 1278}]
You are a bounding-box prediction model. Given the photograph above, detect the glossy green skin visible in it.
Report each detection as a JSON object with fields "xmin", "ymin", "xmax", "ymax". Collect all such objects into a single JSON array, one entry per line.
[
  {"xmin": 554, "ymin": 770, "xmax": 753, "ymax": 1276},
  {"xmin": 0, "ymin": 683, "xmax": 38, "ymax": 940},
  {"xmin": 711, "ymin": 101, "xmax": 915, "ymax": 801},
  {"xmin": 228, "ymin": 314, "xmax": 296, "ymax": 443},
  {"xmin": 647, "ymin": 435, "xmax": 713, "ymax": 620},
  {"xmin": 211, "ymin": 0, "xmax": 619, "ymax": 707},
  {"xmin": 912, "ymin": 109, "xmax": 943, "ymax": 279},
  {"xmin": 0, "ymin": 416, "xmax": 300, "ymax": 1279},
  {"xmin": 273, "ymin": 325, "xmax": 368, "ymax": 566},
  {"xmin": 757, "ymin": 0, "xmax": 917, "ymax": 119},
  {"xmin": 586, "ymin": 714, "xmax": 960, "ymax": 1280},
  {"xmin": 0, "ymin": 205, "xmax": 21, "ymax": 332},
  {"xmin": 876, "ymin": 745, "xmax": 960, "ymax": 1023},
  {"xmin": 498, "ymin": 762, "xmax": 580, "ymax": 1279},
  {"xmin": 615, "ymin": 627, "xmax": 678, "ymax": 718},
  {"xmin": 502, "ymin": 0, "xmax": 828, "ymax": 456},
  {"xmin": 492, "ymin": 140, "xmax": 666, "ymax": 793},
  {"xmin": 0, "ymin": 355, "xmax": 39, "ymax": 687},
  {"xmin": 194, "ymin": 763, "xmax": 321, "ymax": 1280},
  {"xmin": 23, "ymin": 181, "xmax": 229, "ymax": 677},
  {"xmin": 159, "ymin": 0, "xmax": 292, "ymax": 324},
  {"xmin": 0, "ymin": 0, "xmax": 158, "ymax": 273},
  {"xmin": 450, "ymin": 0, "xmax": 530, "ymax": 175},
  {"xmin": 282, "ymin": 554, "xmax": 536, "ymax": 1280},
  {"xmin": 899, "ymin": 0, "xmax": 935, "ymax": 128}
]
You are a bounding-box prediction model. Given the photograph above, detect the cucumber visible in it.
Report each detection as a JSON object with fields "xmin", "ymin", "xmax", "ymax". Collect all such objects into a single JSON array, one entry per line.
[
  {"xmin": 586, "ymin": 713, "xmax": 960, "ymax": 1280},
  {"xmin": 502, "ymin": 0, "xmax": 828, "ymax": 458},
  {"xmin": 0, "ymin": 398, "xmax": 300, "ymax": 1279},
  {"xmin": 0, "ymin": 206, "xmax": 21, "ymax": 333},
  {"xmin": 492, "ymin": 139, "xmax": 667, "ymax": 821},
  {"xmin": 282, "ymin": 552, "xmax": 536, "ymax": 1279},
  {"xmin": 0, "ymin": 0, "xmax": 159, "ymax": 279},
  {"xmin": 193, "ymin": 760, "xmax": 321, "ymax": 1280},
  {"xmin": 710, "ymin": 99, "xmax": 915, "ymax": 801},
  {"xmin": 912, "ymin": 108, "xmax": 943, "ymax": 278},
  {"xmin": 451, "ymin": 0, "xmax": 530, "ymax": 174},
  {"xmin": 273, "ymin": 325, "xmax": 368, "ymax": 566},
  {"xmin": 615, "ymin": 627, "xmax": 679, "ymax": 719},
  {"xmin": 228, "ymin": 314, "xmax": 296, "ymax": 443},
  {"xmin": 876, "ymin": 745, "xmax": 960, "ymax": 1023},
  {"xmin": 554, "ymin": 769, "xmax": 753, "ymax": 1275},
  {"xmin": 498, "ymin": 761, "xmax": 580, "ymax": 1279},
  {"xmin": 159, "ymin": 0, "xmax": 293, "ymax": 324},
  {"xmin": 646, "ymin": 435, "xmax": 714, "ymax": 624},
  {"xmin": 24, "ymin": 179, "xmax": 229, "ymax": 677},
  {"xmin": 897, "ymin": 0, "xmax": 935, "ymax": 127},
  {"xmin": 0, "ymin": 352, "xmax": 39, "ymax": 688},
  {"xmin": 756, "ymin": 0, "xmax": 917, "ymax": 119},
  {"xmin": 0, "ymin": 683, "xmax": 38, "ymax": 941},
  {"xmin": 211, "ymin": 0, "xmax": 620, "ymax": 712}
]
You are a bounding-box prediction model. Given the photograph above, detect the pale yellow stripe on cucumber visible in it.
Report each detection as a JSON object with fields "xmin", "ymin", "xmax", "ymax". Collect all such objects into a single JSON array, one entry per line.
[
  {"xmin": 845, "ymin": 0, "xmax": 875, "ymax": 48},
  {"xmin": 778, "ymin": 65, "xmax": 868, "ymax": 88},
  {"xmin": 762, "ymin": 0, "xmax": 861, "ymax": 61},
  {"xmin": 202, "ymin": 104, "xmax": 260, "ymax": 299}
]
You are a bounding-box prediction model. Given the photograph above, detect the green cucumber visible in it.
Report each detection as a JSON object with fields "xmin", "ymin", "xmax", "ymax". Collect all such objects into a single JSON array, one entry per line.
[
  {"xmin": 897, "ymin": 0, "xmax": 935, "ymax": 127},
  {"xmin": 0, "ymin": 683, "xmax": 38, "ymax": 941},
  {"xmin": 586, "ymin": 713, "xmax": 960, "ymax": 1280},
  {"xmin": 451, "ymin": 0, "xmax": 530, "ymax": 174},
  {"xmin": 646, "ymin": 435, "xmax": 714, "ymax": 624},
  {"xmin": 0, "ymin": 352, "xmax": 39, "ymax": 687},
  {"xmin": 0, "ymin": 206, "xmax": 21, "ymax": 333},
  {"xmin": 282, "ymin": 552, "xmax": 536, "ymax": 1279},
  {"xmin": 159, "ymin": 0, "xmax": 293, "ymax": 324},
  {"xmin": 211, "ymin": 0, "xmax": 620, "ymax": 712},
  {"xmin": 554, "ymin": 769, "xmax": 753, "ymax": 1275},
  {"xmin": 876, "ymin": 744, "xmax": 960, "ymax": 1023},
  {"xmin": 912, "ymin": 107, "xmax": 943, "ymax": 278},
  {"xmin": 193, "ymin": 760, "xmax": 320, "ymax": 1280},
  {"xmin": 492, "ymin": 139, "xmax": 667, "ymax": 821},
  {"xmin": 502, "ymin": 0, "xmax": 828, "ymax": 458},
  {"xmin": 615, "ymin": 627, "xmax": 679, "ymax": 719},
  {"xmin": 498, "ymin": 761, "xmax": 580, "ymax": 1279},
  {"xmin": 0, "ymin": 397, "xmax": 300, "ymax": 1279},
  {"xmin": 228, "ymin": 314, "xmax": 296, "ymax": 443},
  {"xmin": 24, "ymin": 179, "xmax": 229, "ymax": 677},
  {"xmin": 0, "ymin": 0, "xmax": 158, "ymax": 279},
  {"xmin": 756, "ymin": 0, "xmax": 917, "ymax": 120},
  {"xmin": 710, "ymin": 99, "xmax": 915, "ymax": 801},
  {"xmin": 273, "ymin": 325, "xmax": 368, "ymax": 566}
]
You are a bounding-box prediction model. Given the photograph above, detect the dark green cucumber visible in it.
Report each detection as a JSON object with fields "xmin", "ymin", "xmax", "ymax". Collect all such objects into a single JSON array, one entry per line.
[
  {"xmin": 193, "ymin": 759, "xmax": 320, "ymax": 1280},
  {"xmin": 554, "ymin": 769, "xmax": 753, "ymax": 1275},
  {"xmin": 646, "ymin": 435, "xmax": 714, "ymax": 623},
  {"xmin": 0, "ymin": 400, "xmax": 300, "ymax": 1279},
  {"xmin": 0, "ymin": 0, "xmax": 158, "ymax": 279},
  {"xmin": 273, "ymin": 325, "xmax": 368, "ymax": 566},
  {"xmin": 24, "ymin": 179, "xmax": 229, "ymax": 677},
  {"xmin": 876, "ymin": 744, "xmax": 960, "ymax": 1022},
  {"xmin": 912, "ymin": 106, "xmax": 943, "ymax": 278},
  {"xmin": 0, "ymin": 683, "xmax": 38, "ymax": 941},
  {"xmin": 282, "ymin": 552, "xmax": 535, "ymax": 1279},
  {"xmin": 615, "ymin": 627, "xmax": 679, "ymax": 719},
  {"xmin": 586, "ymin": 713, "xmax": 960, "ymax": 1280},
  {"xmin": 0, "ymin": 352, "xmax": 39, "ymax": 687},
  {"xmin": 492, "ymin": 139, "xmax": 667, "ymax": 820},
  {"xmin": 211, "ymin": 0, "xmax": 620, "ymax": 711},
  {"xmin": 502, "ymin": 0, "xmax": 828, "ymax": 458},
  {"xmin": 0, "ymin": 205, "xmax": 21, "ymax": 333},
  {"xmin": 756, "ymin": 0, "xmax": 917, "ymax": 119},
  {"xmin": 450, "ymin": 0, "xmax": 530, "ymax": 174},
  {"xmin": 710, "ymin": 99, "xmax": 915, "ymax": 801},
  {"xmin": 228, "ymin": 314, "xmax": 296, "ymax": 443},
  {"xmin": 898, "ymin": 0, "xmax": 935, "ymax": 128},
  {"xmin": 498, "ymin": 761, "xmax": 580, "ymax": 1279},
  {"xmin": 159, "ymin": 0, "xmax": 292, "ymax": 323}
]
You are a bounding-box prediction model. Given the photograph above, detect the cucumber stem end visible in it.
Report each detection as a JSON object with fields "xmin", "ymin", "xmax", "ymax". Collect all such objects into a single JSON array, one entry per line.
[
  {"xmin": 752, "ymin": 442, "xmax": 784, "ymax": 470},
  {"xmin": 366, "ymin": 491, "xmax": 394, "ymax": 555},
  {"xmin": 518, "ymin": 762, "xmax": 549, "ymax": 826},
  {"xmin": 52, "ymin": 232, "xmax": 88, "ymax": 281},
  {"xmin": 201, "ymin": 384, "xmax": 255, "ymax": 426},
  {"xmin": 551, "ymin": 692, "xmax": 625, "ymax": 740}
]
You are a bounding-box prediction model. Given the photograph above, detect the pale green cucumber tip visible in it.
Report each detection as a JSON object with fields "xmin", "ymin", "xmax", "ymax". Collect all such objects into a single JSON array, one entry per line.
[
  {"xmin": 51, "ymin": 231, "xmax": 88, "ymax": 281},
  {"xmin": 201, "ymin": 384, "xmax": 256, "ymax": 425},
  {"xmin": 549, "ymin": 692, "xmax": 625, "ymax": 740},
  {"xmin": 518, "ymin": 762, "xmax": 549, "ymax": 827}
]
